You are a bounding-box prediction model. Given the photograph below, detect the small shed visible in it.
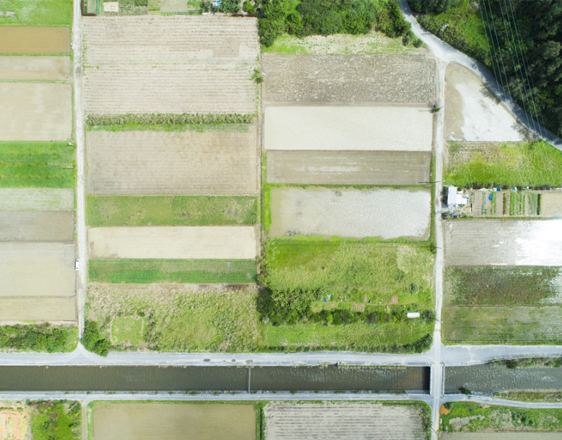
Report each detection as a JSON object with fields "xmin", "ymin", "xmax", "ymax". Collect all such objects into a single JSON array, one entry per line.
[{"xmin": 447, "ymin": 186, "xmax": 468, "ymax": 208}]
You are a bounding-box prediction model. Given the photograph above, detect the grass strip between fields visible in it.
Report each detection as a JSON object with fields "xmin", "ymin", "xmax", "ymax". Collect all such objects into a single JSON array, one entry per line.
[
  {"xmin": 89, "ymin": 259, "xmax": 257, "ymax": 284},
  {"xmin": 87, "ymin": 195, "xmax": 258, "ymax": 227},
  {"xmin": 87, "ymin": 123, "xmax": 252, "ymax": 133},
  {"xmin": 86, "ymin": 113, "xmax": 254, "ymax": 126}
]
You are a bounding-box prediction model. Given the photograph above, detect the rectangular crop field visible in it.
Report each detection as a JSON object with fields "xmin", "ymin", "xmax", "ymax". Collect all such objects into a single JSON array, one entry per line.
[
  {"xmin": 0, "ymin": 297, "xmax": 75, "ymax": 321},
  {"xmin": 87, "ymin": 195, "xmax": 257, "ymax": 226},
  {"xmin": 0, "ymin": 210, "xmax": 74, "ymax": 242},
  {"xmin": 92, "ymin": 403, "xmax": 255, "ymax": 440},
  {"xmin": 268, "ymin": 186, "xmax": 431, "ymax": 240},
  {"xmin": 88, "ymin": 226, "xmax": 257, "ymax": 259},
  {"xmin": 0, "ymin": 84, "xmax": 72, "ymax": 141},
  {"xmin": 0, "ymin": 0, "xmax": 72, "ymax": 26},
  {"xmin": 89, "ymin": 259, "xmax": 257, "ymax": 283},
  {"xmin": 0, "ymin": 56, "xmax": 70, "ymax": 80},
  {"xmin": 86, "ymin": 131, "xmax": 257, "ymax": 195},
  {"xmin": 0, "ymin": 188, "xmax": 73, "ymax": 210},
  {"xmin": 444, "ymin": 220, "xmax": 562, "ymax": 266},
  {"xmin": 264, "ymin": 402, "xmax": 429, "ymax": 440},
  {"xmin": 0, "ymin": 27, "xmax": 70, "ymax": 53},
  {"xmin": 442, "ymin": 435, "xmax": 562, "ymax": 439},
  {"xmin": 82, "ymin": 16, "xmax": 259, "ymax": 114},
  {"xmin": 264, "ymin": 107, "xmax": 433, "ymax": 152},
  {"xmin": 262, "ymin": 54, "xmax": 436, "ymax": 104},
  {"xmin": 0, "ymin": 242, "xmax": 75, "ymax": 297},
  {"xmin": 267, "ymin": 150, "xmax": 432, "ymax": 185}
]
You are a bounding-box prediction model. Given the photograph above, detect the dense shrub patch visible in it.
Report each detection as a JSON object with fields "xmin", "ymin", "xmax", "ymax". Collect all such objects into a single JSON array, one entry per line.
[{"xmin": 0, "ymin": 324, "xmax": 77, "ymax": 353}]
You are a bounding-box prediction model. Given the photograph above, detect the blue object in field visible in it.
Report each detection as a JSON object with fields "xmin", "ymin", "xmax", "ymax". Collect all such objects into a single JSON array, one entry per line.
[
  {"xmin": 323, "ymin": 298, "xmax": 326, "ymax": 302},
  {"xmin": 489, "ymin": 193, "xmax": 493, "ymax": 201}
]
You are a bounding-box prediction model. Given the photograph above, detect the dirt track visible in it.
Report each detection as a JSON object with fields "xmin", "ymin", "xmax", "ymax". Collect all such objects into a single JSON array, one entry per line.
[
  {"xmin": 0, "ymin": 27, "xmax": 70, "ymax": 53},
  {"xmin": 0, "ymin": 56, "xmax": 70, "ymax": 80},
  {"xmin": 0, "ymin": 211, "xmax": 74, "ymax": 242},
  {"xmin": 88, "ymin": 226, "xmax": 257, "ymax": 259},
  {"xmin": 0, "ymin": 189, "xmax": 74, "ymax": 210},
  {"xmin": 87, "ymin": 130, "xmax": 257, "ymax": 195},
  {"xmin": 267, "ymin": 150, "xmax": 431, "ymax": 185}
]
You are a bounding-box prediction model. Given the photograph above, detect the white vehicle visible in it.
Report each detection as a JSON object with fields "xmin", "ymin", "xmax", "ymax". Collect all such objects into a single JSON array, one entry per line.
[{"xmin": 75, "ymin": 259, "xmax": 80, "ymax": 270}]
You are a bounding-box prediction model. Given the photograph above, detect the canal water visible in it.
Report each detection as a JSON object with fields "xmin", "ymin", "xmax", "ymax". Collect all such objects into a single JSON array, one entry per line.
[{"xmin": 0, "ymin": 365, "xmax": 429, "ymax": 393}]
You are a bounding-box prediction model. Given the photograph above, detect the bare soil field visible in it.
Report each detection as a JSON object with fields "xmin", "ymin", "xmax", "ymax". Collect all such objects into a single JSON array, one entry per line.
[
  {"xmin": 87, "ymin": 130, "xmax": 257, "ymax": 195},
  {"xmin": 445, "ymin": 63, "xmax": 524, "ymax": 142},
  {"xmin": 264, "ymin": 402, "xmax": 428, "ymax": 440},
  {"xmin": 0, "ymin": 56, "xmax": 70, "ymax": 80},
  {"xmin": 262, "ymin": 54, "xmax": 436, "ymax": 104},
  {"xmin": 0, "ymin": 188, "xmax": 73, "ymax": 210},
  {"xmin": 0, "ymin": 27, "xmax": 70, "ymax": 54},
  {"xmin": 541, "ymin": 192, "xmax": 562, "ymax": 217},
  {"xmin": 264, "ymin": 107, "xmax": 433, "ymax": 152},
  {"xmin": 82, "ymin": 16, "xmax": 259, "ymax": 114},
  {"xmin": 442, "ymin": 435, "xmax": 562, "ymax": 439},
  {"xmin": 92, "ymin": 403, "xmax": 255, "ymax": 440},
  {"xmin": 267, "ymin": 150, "xmax": 431, "ymax": 185},
  {"xmin": 269, "ymin": 187, "xmax": 431, "ymax": 239},
  {"xmin": 0, "ymin": 211, "xmax": 73, "ymax": 242},
  {"xmin": 0, "ymin": 297, "xmax": 75, "ymax": 322},
  {"xmin": 88, "ymin": 226, "xmax": 257, "ymax": 259},
  {"xmin": 0, "ymin": 242, "xmax": 75, "ymax": 297},
  {"xmin": 0, "ymin": 406, "xmax": 27, "ymax": 440},
  {"xmin": 0, "ymin": 83, "xmax": 72, "ymax": 141},
  {"xmin": 444, "ymin": 220, "xmax": 562, "ymax": 266}
]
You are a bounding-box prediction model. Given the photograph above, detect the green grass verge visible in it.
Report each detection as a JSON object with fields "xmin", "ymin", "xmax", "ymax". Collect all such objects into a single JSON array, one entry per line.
[
  {"xmin": 30, "ymin": 401, "xmax": 81, "ymax": 440},
  {"xmin": 0, "ymin": 0, "xmax": 72, "ymax": 26},
  {"xmin": 444, "ymin": 141, "xmax": 562, "ymax": 188},
  {"xmin": 87, "ymin": 195, "xmax": 257, "ymax": 226},
  {"xmin": 86, "ymin": 113, "xmax": 254, "ymax": 125},
  {"xmin": 0, "ymin": 324, "xmax": 78, "ymax": 352},
  {"xmin": 441, "ymin": 402, "xmax": 562, "ymax": 432},
  {"xmin": 89, "ymin": 259, "xmax": 257, "ymax": 284},
  {"xmin": 497, "ymin": 391, "xmax": 562, "ymax": 403},
  {"xmin": 87, "ymin": 123, "xmax": 251, "ymax": 133},
  {"xmin": 0, "ymin": 141, "xmax": 75, "ymax": 188}
]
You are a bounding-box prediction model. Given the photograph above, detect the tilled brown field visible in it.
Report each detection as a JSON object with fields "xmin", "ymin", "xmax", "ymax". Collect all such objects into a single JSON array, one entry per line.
[
  {"xmin": 0, "ymin": 297, "xmax": 76, "ymax": 322},
  {"xmin": 0, "ymin": 211, "xmax": 74, "ymax": 242},
  {"xmin": 0, "ymin": 242, "xmax": 75, "ymax": 297},
  {"xmin": 0, "ymin": 56, "xmax": 71, "ymax": 80},
  {"xmin": 82, "ymin": 16, "xmax": 259, "ymax": 114},
  {"xmin": 262, "ymin": 54, "xmax": 436, "ymax": 104},
  {"xmin": 87, "ymin": 130, "xmax": 257, "ymax": 195},
  {"xmin": 0, "ymin": 27, "xmax": 70, "ymax": 54},
  {"xmin": 264, "ymin": 403, "xmax": 428, "ymax": 440},
  {"xmin": 267, "ymin": 150, "xmax": 431, "ymax": 185}
]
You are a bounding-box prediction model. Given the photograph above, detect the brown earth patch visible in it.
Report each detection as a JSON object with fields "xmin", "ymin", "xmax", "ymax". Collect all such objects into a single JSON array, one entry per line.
[{"xmin": 0, "ymin": 27, "xmax": 70, "ymax": 53}]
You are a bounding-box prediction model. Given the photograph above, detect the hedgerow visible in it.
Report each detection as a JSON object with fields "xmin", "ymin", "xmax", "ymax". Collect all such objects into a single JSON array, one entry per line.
[{"xmin": 86, "ymin": 113, "xmax": 255, "ymax": 126}]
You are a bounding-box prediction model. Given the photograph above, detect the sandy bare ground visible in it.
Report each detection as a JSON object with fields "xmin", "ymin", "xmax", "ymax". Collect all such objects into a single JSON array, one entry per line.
[
  {"xmin": 92, "ymin": 403, "xmax": 255, "ymax": 440},
  {"xmin": 0, "ymin": 83, "xmax": 72, "ymax": 141},
  {"xmin": 267, "ymin": 151, "xmax": 431, "ymax": 185},
  {"xmin": 0, "ymin": 56, "xmax": 70, "ymax": 80},
  {"xmin": 442, "ymin": 435, "xmax": 562, "ymax": 439},
  {"xmin": 0, "ymin": 211, "xmax": 74, "ymax": 242},
  {"xmin": 0, "ymin": 189, "xmax": 74, "ymax": 210},
  {"xmin": 0, "ymin": 407, "xmax": 27, "ymax": 440},
  {"xmin": 444, "ymin": 220, "xmax": 562, "ymax": 266},
  {"xmin": 87, "ymin": 130, "xmax": 257, "ymax": 195},
  {"xmin": 262, "ymin": 54, "xmax": 436, "ymax": 104},
  {"xmin": 82, "ymin": 16, "xmax": 259, "ymax": 114},
  {"xmin": 541, "ymin": 192, "xmax": 562, "ymax": 218},
  {"xmin": 0, "ymin": 297, "xmax": 76, "ymax": 322},
  {"xmin": 88, "ymin": 226, "xmax": 257, "ymax": 259},
  {"xmin": 0, "ymin": 27, "xmax": 70, "ymax": 54},
  {"xmin": 269, "ymin": 187, "xmax": 431, "ymax": 239},
  {"xmin": 445, "ymin": 63, "xmax": 524, "ymax": 142},
  {"xmin": 264, "ymin": 403, "xmax": 427, "ymax": 440},
  {"xmin": 0, "ymin": 242, "xmax": 75, "ymax": 297},
  {"xmin": 264, "ymin": 106, "xmax": 433, "ymax": 152}
]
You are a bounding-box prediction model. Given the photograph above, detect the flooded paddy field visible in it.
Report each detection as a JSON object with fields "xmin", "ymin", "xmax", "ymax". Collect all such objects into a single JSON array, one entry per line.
[
  {"xmin": 0, "ymin": 56, "xmax": 70, "ymax": 80},
  {"xmin": 0, "ymin": 189, "xmax": 74, "ymax": 211},
  {"xmin": 0, "ymin": 210, "xmax": 74, "ymax": 242},
  {"xmin": 268, "ymin": 186, "xmax": 431, "ymax": 239},
  {"xmin": 0, "ymin": 27, "xmax": 70, "ymax": 54}
]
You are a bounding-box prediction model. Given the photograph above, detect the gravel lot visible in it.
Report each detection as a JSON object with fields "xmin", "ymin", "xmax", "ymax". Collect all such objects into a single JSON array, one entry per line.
[
  {"xmin": 267, "ymin": 150, "xmax": 431, "ymax": 185},
  {"xmin": 0, "ymin": 56, "xmax": 70, "ymax": 80},
  {"xmin": 262, "ymin": 54, "xmax": 436, "ymax": 104},
  {"xmin": 0, "ymin": 211, "xmax": 74, "ymax": 242},
  {"xmin": 87, "ymin": 130, "xmax": 257, "ymax": 195},
  {"xmin": 444, "ymin": 220, "xmax": 562, "ymax": 266},
  {"xmin": 264, "ymin": 403, "xmax": 428, "ymax": 440},
  {"xmin": 264, "ymin": 106, "xmax": 433, "ymax": 152},
  {"xmin": 269, "ymin": 187, "xmax": 431, "ymax": 239},
  {"xmin": 0, "ymin": 189, "xmax": 74, "ymax": 211},
  {"xmin": 0, "ymin": 27, "xmax": 70, "ymax": 54},
  {"xmin": 88, "ymin": 226, "xmax": 257, "ymax": 259}
]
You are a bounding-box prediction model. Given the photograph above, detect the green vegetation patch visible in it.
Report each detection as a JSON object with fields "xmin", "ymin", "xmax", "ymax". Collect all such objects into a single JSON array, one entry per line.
[
  {"xmin": 497, "ymin": 391, "xmax": 562, "ymax": 403},
  {"xmin": 87, "ymin": 195, "xmax": 257, "ymax": 226},
  {"xmin": 89, "ymin": 259, "xmax": 257, "ymax": 284},
  {"xmin": 445, "ymin": 266, "xmax": 562, "ymax": 306},
  {"xmin": 0, "ymin": 0, "xmax": 73, "ymax": 26},
  {"xmin": 112, "ymin": 316, "xmax": 147, "ymax": 345},
  {"xmin": 87, "ymin": 123, "xmax": 251, "ymax": 133},
  {"xmin": 0, "ymin": 141, "xmax": 75, "ymax": 188},
  {"xmin": 30, "ymin": 401, "xmax": 81, "ymax": 440},
  {"xmin": 445, "ymin": 141, "xmax": 562, "ymax": 188},
  {"xmin": 0, "ymin": 324, "xmax": 78, "ymax": 353},
  {"xmin": 441, "ymin": 402, "xmax": 562, "ymax": 432},
  {"xmin": 87, "ymin": 113, "xmax": 254, "ymax": 126}
]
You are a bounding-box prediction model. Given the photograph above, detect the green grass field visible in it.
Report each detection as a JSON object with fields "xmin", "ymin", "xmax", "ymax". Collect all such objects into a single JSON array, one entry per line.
[
  {"xmin": 0, "ymin": 142, "xmax": 75, "ymax": 188},
  {"xmin": 87, "ymin": 195, "xmax": 257, "ymax": 227},
  {"xmin": 497, "ymin": 391, "xmax": 562, "ymax": 402},
  {"xmin": 264, "ymin": 240, "xmax": 434, "ymax": 307},
  {"xmin": 0, "ymin": 0, "xmax": 73, "ymax": 26},
  {"xmin": 444, "ymin": 141, "xmax": 562, "ymax": 188},
  {"xmin": 30, "ymin": 401, "xmax": 81, "ymax": 440},
  {"xmin": 89, "ymin": 259, "xmax": 257, "ymax": 284},
  {"xmin": 441, "ymin": 402, "xmax": 562, "ymax": 432},
  {"xmin": 111, "ymin": 316, "xmax": 147, "ymax": 345}
]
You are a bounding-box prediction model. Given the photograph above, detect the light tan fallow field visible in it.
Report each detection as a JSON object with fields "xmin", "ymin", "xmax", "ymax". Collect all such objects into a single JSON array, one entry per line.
[
  {"xmin": 0, "ymin": 211, "xmax": 74, "ymax": 242},
  {"xmin": 0, "ymin": 189, "xmax": 74, "ymax": 211},
  {"xmin": 0, "ymin": 56, "xmax": 71, "ymax": 80},
  {"xmin": 0, "ymin": 297, "xmax": 76, "ymax": 322},
  {"xmin": 0, "ymin": 27, "xmax": 70, "ymax": 54},
  {"xmin": 88, "ymin": 226, "xmax": 257, "ymax": 259}
]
